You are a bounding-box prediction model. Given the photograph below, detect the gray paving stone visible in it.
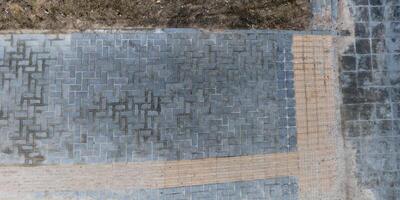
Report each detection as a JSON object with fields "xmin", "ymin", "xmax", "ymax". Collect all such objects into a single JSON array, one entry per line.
[
  {"xmin": 340, "ymin": 0, "xmax": 400, "ymax": 199},
  {"xmin": 0, "ymin": 30, "xmax": 296, "ymax": 165},
  {"xmin": 33, "ymin": 177, "xmax": 298, "ymax": 200}
]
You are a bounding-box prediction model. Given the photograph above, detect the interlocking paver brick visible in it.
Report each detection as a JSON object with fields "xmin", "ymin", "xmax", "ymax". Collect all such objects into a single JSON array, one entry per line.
[
  {"xmin": 0, "ymin": 31, "xmax": 296, "ymax": 165},
  {"xmin": 33, "ymin": 177, "xmax": 298, "ymax": 200}
]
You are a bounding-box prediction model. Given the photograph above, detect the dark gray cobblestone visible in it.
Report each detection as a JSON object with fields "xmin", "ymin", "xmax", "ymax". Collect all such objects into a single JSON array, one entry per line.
[
  {"xmin": 33, "ymin": 177, "xmax": 298, "ymax": 200},
  {"xmin": 0, "ymin": 30, "xmax": 296, "ymax": 164},
  {"xmin": 341, "ymin": 0, "xmax": 400, "ymax": 199}
]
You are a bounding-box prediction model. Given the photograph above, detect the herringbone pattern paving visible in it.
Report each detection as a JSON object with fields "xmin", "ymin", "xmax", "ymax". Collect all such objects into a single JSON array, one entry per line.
[{"xmin": 0, "ymin": 32, "xmax": 295, "ymax": 165}]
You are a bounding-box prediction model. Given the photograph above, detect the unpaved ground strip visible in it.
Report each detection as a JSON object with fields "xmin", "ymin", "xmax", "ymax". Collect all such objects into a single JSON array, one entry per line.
[{"xmin": 0, "ymin": 0, "xmax": 311, "ymax": 30}]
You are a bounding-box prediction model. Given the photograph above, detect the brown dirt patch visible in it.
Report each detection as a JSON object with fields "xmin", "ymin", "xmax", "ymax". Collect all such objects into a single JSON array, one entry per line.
[{"xmin": 0, "ymin": 0, "xmax": 311, "ymax": 31}]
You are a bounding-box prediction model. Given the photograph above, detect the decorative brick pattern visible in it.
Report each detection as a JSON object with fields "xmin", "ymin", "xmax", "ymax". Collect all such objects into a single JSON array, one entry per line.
[
  {"xmin": 0, "ymin": 34, "xmax": 339, "ymax": 200},
  {"xmin": 0, "ymin": 31, "xmax": 296, "ymax": 165},
  {"xmin": 0, "ymin": 34, "xmax": 68, "ymax": 164}
]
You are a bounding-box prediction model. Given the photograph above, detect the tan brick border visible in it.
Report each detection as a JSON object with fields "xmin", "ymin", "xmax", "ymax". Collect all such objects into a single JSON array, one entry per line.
[
  {"xmin": 292, "ymin": 35, "xmax": 338, "ymax": 199},
  {"xmin": 0, "ymin": 35, "xmax": 339, "ymax": 200}
]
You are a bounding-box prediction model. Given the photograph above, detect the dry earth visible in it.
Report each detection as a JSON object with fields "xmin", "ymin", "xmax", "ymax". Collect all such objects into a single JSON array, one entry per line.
[{"xmin": 0, "ymin": 0, "xmax": 311, "ymax": 30}]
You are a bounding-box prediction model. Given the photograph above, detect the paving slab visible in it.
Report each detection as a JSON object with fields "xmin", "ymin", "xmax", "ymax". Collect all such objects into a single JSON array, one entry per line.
[
  {"xmin": 338, "ymin": 0, "xmax": 400, "ymax": 199},
  {"xmin": 0, "ymin": 30, "xmax": 342, "ymax": 200},
  {"xmin": 0, "ymin": 1, "xmax": 353, "ymax": 199}
]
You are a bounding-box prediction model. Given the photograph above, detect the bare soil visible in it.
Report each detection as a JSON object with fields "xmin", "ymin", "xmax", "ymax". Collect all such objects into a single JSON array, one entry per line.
[{"xmin": 0, "ymin": 0, "xmax": 311, "ymax": 31}]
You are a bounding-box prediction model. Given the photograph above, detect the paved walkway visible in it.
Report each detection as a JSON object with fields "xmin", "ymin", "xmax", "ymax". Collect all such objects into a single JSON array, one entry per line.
[
  {"xmin": 339, "ymin": 0, "xmax": 400, "ymax": 199},
  {"xmin": 1, "ymin": 0, "xmax": 399, "ymax": 200},
  {"xmin": 0, "ymin": 31, "xmax": 339, "ymax": 200}
]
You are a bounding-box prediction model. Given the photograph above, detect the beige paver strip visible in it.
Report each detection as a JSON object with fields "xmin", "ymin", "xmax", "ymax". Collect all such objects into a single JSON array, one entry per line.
[
  {"xmin": 0, "ymin": 35, "xmax": 338, "ymax": 199},
  {"xmin": 292, "ymin": 35, "xmax": 338, "ymax": 199}
]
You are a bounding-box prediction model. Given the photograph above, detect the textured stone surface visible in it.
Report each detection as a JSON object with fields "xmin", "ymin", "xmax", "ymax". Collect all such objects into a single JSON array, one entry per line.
[
  {"xmin": 340, "ymin": 0, "xmax": 400, "ymax": 199},
  {"xmin": 311, "ymin": 0, "xmax": 338, "ymax": 30},
  {"xmin": 0, "ymin": 3, "xmax": 351, "ymax": 199},
  {"xmin": 32, "ymin": 177, "xmax": 298, "ymax": 200},
  {"xmin": 0, "ymin": 30, "xmax": 296, "ymax": 165},
  {"xmin": 0, "ymin": 33, "xmax": 339, "ymax": 200},
  {"xmin": 5, "ymin": 0, "xmax": 400, "ymax": 199}
]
